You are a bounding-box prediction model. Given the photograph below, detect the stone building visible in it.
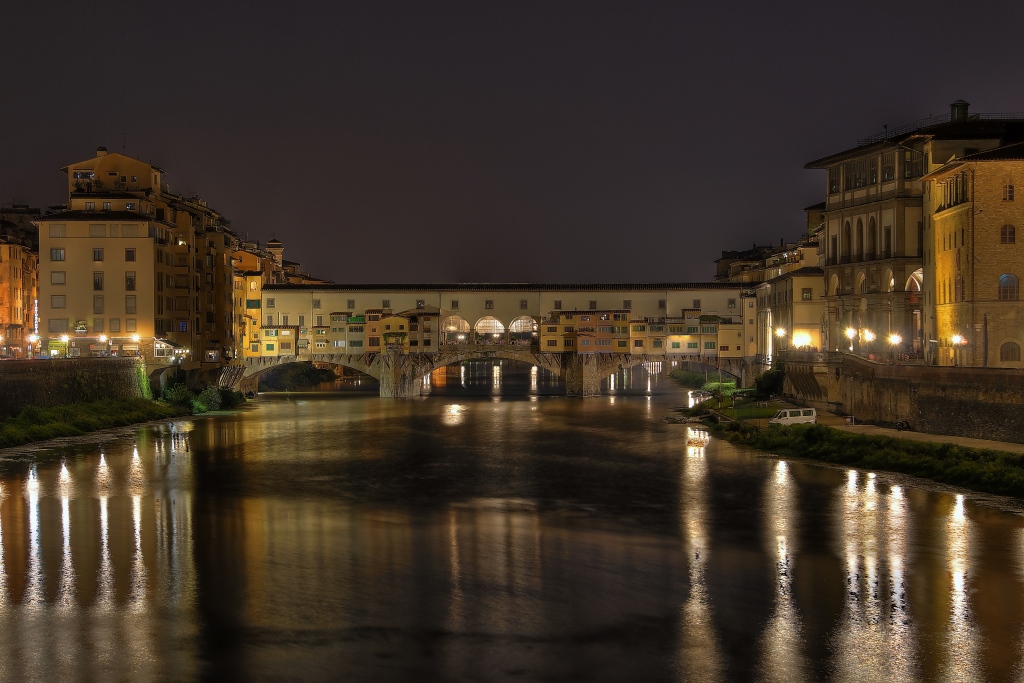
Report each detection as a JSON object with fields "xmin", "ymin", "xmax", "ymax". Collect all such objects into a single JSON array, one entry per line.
[
  {"xmin": 35, "ymin": 147, "xmax": 239, "ymax": 366},
  {"xmin": 924, "ymin": 142, "xmax": 1024, "ymax": 367},
  {"xmin": 0, "ymin": 205, "xmax": 40, "ymax": 357},
  {"xmin": 805, "ymin": 100, "xmax": 1024, "ymax": 359}
]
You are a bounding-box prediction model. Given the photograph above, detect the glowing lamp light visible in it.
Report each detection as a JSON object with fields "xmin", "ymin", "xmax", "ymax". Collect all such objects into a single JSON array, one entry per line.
[
  {"xmin": 28, "ymin": 334, "xmax": 39, "ymax": 343},
  {"xmin": 888, "ymin": 333, "xmax": 902, "ymax": 346},
  {"xmin": 99, "ymin": 334, "xmax": 108, "ymax": 343},
  {"xmin": 60, "ymin": 334, "xmax": 70, "ymax": 343},
  {"xmin": 131, "ymin": 334, "xmax": 141, "ymax": 343},
  {"xmin": 952, "ymin": 334, "xmax": 966, "ymax": 345},
  {"xmin": 775, "ymin": 327, "xmax": 786, "ymax": 338},
  {"xmin": 863, "ymin": 330, "xmax": 876, "ymax": 342},
  {"xmin": 845, "ymin": 327, "xmax": 857, "ymax": 340},
  {"xmin": 792, "ymin": 332, "xmax": 812, "ymax": 348}
]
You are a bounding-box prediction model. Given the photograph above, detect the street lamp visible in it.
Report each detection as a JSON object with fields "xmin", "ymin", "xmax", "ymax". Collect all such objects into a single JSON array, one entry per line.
[
  {"xmin": 951, "ymin": 334, "xmax": 967, "ymax": 366},
  {"xmin": 60, "ymin": 334, "xmax": 70, "ymax": 358},
  {"xmin": 863, "ymin": 329, "xmax": 875, "ymax": 358},
  {"xmin": 845, "ymin": 327, "xmax": 856, "ymax": 352},
  {"xmin": 888, "ymin": 333, "xmax": 902, "ymax": 363}
]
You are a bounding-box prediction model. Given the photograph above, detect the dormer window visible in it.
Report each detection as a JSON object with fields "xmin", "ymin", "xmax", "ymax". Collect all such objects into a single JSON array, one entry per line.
[
  {"xmin": 125, "ymin": 202, "xmax": 135, "ymax": 211},
  {"xmin": 85, "ymin": 202, "xmax": 95, "ymax": 211}
]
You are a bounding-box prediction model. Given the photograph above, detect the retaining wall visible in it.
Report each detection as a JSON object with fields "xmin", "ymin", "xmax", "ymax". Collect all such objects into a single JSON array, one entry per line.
[{"xmin": 0, "ymin": 358, "xmax": 147, "ymax": 418}]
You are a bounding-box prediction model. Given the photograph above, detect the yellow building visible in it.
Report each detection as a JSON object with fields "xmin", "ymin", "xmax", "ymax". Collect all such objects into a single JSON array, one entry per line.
[
  {"xmin": 36, "ymin": 147, "xmax": 239, "ymax": 366},
  {"xmin": 924, "ymin": 144, "xmax": 1024, "ymax": 367},
  {"xmin": 807, "ymin": 100, "xmax": 1024, "ymax": 357},
  {"xmin": 0, "ymin": 206, "xmax": 40, "ymax": 357}
]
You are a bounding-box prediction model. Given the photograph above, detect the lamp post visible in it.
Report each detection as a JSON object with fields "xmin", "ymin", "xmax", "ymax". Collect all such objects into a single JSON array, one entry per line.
[
  {"xmin": 863, "ymin": 329, "xmax": 875, "ymax": 359},
  {"xmin": 845, "ymin": 327, "xmax": 856, "ymax": 353},
  {"xmin": 775, "ymin": 327, "xmax": 786, "ymax": 360},
  {"xmin": 60, "ymin": 334, "xmax": 70, "ymax": 358},
  {"xmin": 951, "ymin": 334, "xmax": 967, "ymax": 366},
  {"xmin": 888, "ymin": 333, "xmax": 902, "ymax": 364}
]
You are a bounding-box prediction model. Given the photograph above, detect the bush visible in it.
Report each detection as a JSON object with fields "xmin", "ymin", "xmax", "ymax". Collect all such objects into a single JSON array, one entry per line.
[
  {"xmin": 162, "ymin": 384, "xmax": 194, "ymax": 410},
  {"xmin": 219, "ymin": 388, "xmax": 246, "ymax": 409},
  {"xmin": 755, "ymin": 367, "xmax": 785, "ymax": 396},
  {"xmin": 197, "ymin": 385, "xmax": 222, "ymax": 412},
  {"xmin": 669, "ymin": 370, "xmax": 707, "ymax": 389}
]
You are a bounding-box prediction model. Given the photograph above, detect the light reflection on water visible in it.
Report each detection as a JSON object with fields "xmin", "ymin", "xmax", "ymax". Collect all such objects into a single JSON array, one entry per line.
[{"xmin": 0, "ymin": 366, "xmax": 1022, "ymax": 680}]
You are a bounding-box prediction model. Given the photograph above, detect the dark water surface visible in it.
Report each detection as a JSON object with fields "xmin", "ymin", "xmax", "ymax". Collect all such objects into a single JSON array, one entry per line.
[{"xmin": 2, "ymin": 362, "xmax": 1024, "ymax": 682}]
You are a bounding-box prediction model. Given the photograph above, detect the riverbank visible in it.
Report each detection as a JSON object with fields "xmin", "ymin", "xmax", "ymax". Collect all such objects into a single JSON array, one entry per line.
[
  {"xmin": 0, "ymin": 398, "xmax": 189, "ymax": 449},
  {"xmin": 708, "ymin": 420, "xmax": 1024, "ymax": 499}
]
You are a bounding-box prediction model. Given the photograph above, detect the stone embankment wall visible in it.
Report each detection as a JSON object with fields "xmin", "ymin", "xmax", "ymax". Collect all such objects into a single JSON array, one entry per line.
[
  {"xmin": 0, "ymin": 358, "xmax": 146, "ymax": 418},
  {"xmin": 783, "ymin": 352, "xmax": 1024, "ymax": 443}
]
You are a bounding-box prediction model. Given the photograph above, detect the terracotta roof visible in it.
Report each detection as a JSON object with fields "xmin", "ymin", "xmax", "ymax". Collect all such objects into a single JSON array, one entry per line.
[{"xmin": 263, "ymin": 282, "xmax": 750, "ymax": 292}]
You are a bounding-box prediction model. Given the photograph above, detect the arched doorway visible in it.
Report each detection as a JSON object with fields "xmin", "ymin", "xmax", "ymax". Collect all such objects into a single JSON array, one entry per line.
[
  {"xmin": 508, "ymin": 316, "xmax": 537, "ymax": 345},
  {"xmin": 440, "ymin": 315, "xmax": 471, "ymax": 344},
  {"xmin": 474, "ymin": 316, "xmax": 506, "ymax": 345}
]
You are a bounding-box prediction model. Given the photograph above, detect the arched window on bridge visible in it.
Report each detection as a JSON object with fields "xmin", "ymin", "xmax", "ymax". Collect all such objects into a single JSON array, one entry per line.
[
  {"xmin": 440, "ymin": 315, "xmax": 471, "ymax": 344},
  {"xmin": 508, "ymin": 316, "xmax": 537, "ymax": 345},
  {"xmin": 474, "ymin": 316, "xmax": 505, "ymax": 345}
]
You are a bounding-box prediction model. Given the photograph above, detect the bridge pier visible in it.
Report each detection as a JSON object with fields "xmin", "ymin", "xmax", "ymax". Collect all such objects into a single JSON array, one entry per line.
[
  {"xmin": 563, "ymin": 353, "xmax": 603, "ymax": 397},
  {"xmin": 377, "ymin": 349, "xmax": 423, "ymax": 398}
]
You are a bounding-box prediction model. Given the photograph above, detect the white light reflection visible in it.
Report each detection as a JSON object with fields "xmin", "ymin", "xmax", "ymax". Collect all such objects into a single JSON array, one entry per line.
[
  {"xmin": 677, "ymin": 426, "xmax": 723, "ymax": 681},
  {"xmin": 97, "ymin": 492, "xmax": 113, "ymax": 607},
  {"xmin": 757, "ymin": 460, "xmax": 809, "ymax": 682},
  {"xmin": 448, "ymin": 508, "xmax": 464, "ymax": 631},
  {"xmin": 609, "ymin": 373, "xmax": 616, "ymax": 392},
  {"xmin": 460, "ymin": 365, "xmax": 466, "ymax": 387},
  {"xmin": 491, "ymin": 362, "xmax": 502, "ymax": 391},
  {"xmin": 530, "ymin": 365, "xmax": 538, "ymax": 392},
  {"xmin": 0, "ymin": 483, "xmax": 6, "ymax": 607},
  {"xmin": 58, "ymin": 463, "xmax": 76, "ymax": 609},
  {"xmin": 130, "ymin": 493, "xmax": 147, "ymax": 609},
  {"xmin": 943, "ymin": 494, "xmax": 979, "ymax": 681},
  {"xmin": 23, "ymin": 468, "xmax": 43, "ymax": 606},
  {"xmin": 832, "ymin": 471, "xmax": 918, "ymax": 681},
  {"xmin": 443, "ymin": 404, "xmax": 465, "ymax": 426}
]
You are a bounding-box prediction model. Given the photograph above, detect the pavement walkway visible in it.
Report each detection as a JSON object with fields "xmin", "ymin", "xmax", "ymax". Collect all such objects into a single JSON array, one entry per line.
[{"xmin": 816, "ymin": 411, "xmax": 1024, "ymax": 455}]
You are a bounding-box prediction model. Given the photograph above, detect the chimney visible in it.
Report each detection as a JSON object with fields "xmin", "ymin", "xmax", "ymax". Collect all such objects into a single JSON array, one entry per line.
[
  {"xmin": 950, "ymin": 99, "xmax": 970, "ymax": 123},
  {"xmin": 96, "ymin": 146, "xmax": 108, "ymax": 157}
]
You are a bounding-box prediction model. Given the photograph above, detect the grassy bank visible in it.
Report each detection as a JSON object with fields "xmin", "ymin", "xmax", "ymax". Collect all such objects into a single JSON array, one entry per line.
[
  {"xmin": 0, "ymin": 398, "xmax": 188, "ymax": 449},
  {"xmin": 711, "ymin": 420, "xmax": 1024, "ymax": 498}
]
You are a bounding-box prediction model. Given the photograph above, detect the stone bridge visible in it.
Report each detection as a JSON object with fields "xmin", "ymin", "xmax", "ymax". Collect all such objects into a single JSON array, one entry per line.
[{"xmin": 227, "ymin": 344, "xmax": 745, "ymax": 397}]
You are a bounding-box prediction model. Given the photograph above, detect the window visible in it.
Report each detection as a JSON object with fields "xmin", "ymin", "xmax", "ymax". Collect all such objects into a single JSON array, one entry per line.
[
  {"xmin": 415, "ymin": 299, "xmax": 425, "ymax": 309},
  {"xmin": 179, "ymin": 320, "xmax": 188, "ymax": 332},
  {"xmin": 617, "ymin": 340, "xmax": 628, "ymax": 348},
  {"xmin": 633, "ymin": 339, "xmax": 644, "ymax": 347},
  {"xmin": 727, "ymin": 298, "xmax": 736, "ymax": 308},
  {"xmin": 316, "ymin": 315, "xmax": 323, "ymax": 326},
  {"xmin": 85, "ymin": 202, "xmax": 95, "ymax": 211},
  {"xmin": 347, "ymin": 299, "xmax": 356, "ymax": 309},
  {"xmin": 93, "ymin": 248, "xmax": 104, "ymax": 261},
  {"xmin": 564, "ymin": 339, "xmax": 573, "ymax": 347},
  {"xmin": 50, "ymin": 248, "xmax": 65, "ymax": 261},
  {"xmin": 580, "ymin": 339, "xmax": 590, "ymax": 346},
  {"xmin": 368, "ymin": 336, "xmax": 380, "ymax": 346},
  {"xmin": 51, "ymin": 271, "xmax": 66, "ymax": 285},
  {"xmin": 51, "ymin": 295, "xmax": 66, "ymax": 309},
  {"xmin": 48, "ymin": 319, "xmax": 69, "ymax": 333},
  {"xmin": 485, "ymin": 300, "xmax": 494, "ymax": 309},
  {"xmin": 125, "ymin": 248, "xmax": 136, "ymax": 261},
  {"xmin": 687, "ymin": 342, "xmax": 698, "ymax": 349},
  {"xmin": 881, "ymin": 152, "xmax": 895, "ymax": 181},
  {"xmin": 1000, "ymin": 341, "xmax": 1021, "ymax": 362},
  {"xmin": 125, "ymin": 319, "xmax": 136, "ymax": 333},
  {"xmin": 802, "ymin": 288, "xmax": 813, "ymax": 300},
  {"xmin": 313, "ymin": 298, "xmax": 321, "ymax": 309},
  {"xmin": 653, "ymin": 340, "xmax": 663, "ymax": 348},
  {"xmin": 382, "ymin": 300, "xmax": 390, "ymax": 309},
  {"xmin": 450, "ymin": 300, "xmax": 459, "ymax": 309},
  {"xmin": 1002, "ymin": 225, "xmax": 1016, "ymax": 244},
  {"xmin": 1004, "ymin": 184, "xmax": 1015, "ymax": 201},
  {"xmin": 90, "ymin": 224, "xmax": 106, "ymax": 237},
  {"xmin": 704, "ymin": 341, "xmax": 716, "ymax": 350},
  {"xmin": 999, "ymin": 273, "xmax": 1019, "ymax": 300},
  {"xmin": 48, "ymin": 224, "xmax": 66, "ymax": 238},
  {"xmin": 266, "ymin": 298, "xmax": 275, "ymax": 308},
  {"xmin": 94, "ymin": 318, "xmax": 104, "ymax": 332},
  {"xmin": 671, "ymin": 341, "xmax": 680, "ymax": 349},
  {"xmin": 623, "ymin": 299, "xmax": 632, "ymax": 309},
  {"xmin": 126, "ymin": 202, "xmax": 135, "ymax": 210},
  {"xmin": 125, "ymin": 271, "xmax": 136, "ymax": 291},
  {"xmin": 520, "ymin": 299, "xmax": 528, "ymax": 310},
  {"xmin": 93, "ymin": 295, "xmax": 104, "ymax": 314},
  {"xmin": 93, "ymin": 272, "xmax": 104, "ymax": 290},
  {"xmin": 589, "ymin": 300, "xmax": 597, "ymax": 310},
  {"xmin": 828, "ymin": 166, "xmax": 840, "ymax": 194},
  {"xmin": 546, "ymin": 339, "xmax": 557, "ymax": 347},
  {"xmin": 658, "ymin": 299, "xmax": 667, "ymax": 309},
  {"xmin": 125, "ymin": 295, "xmax": 136, "ymax": 314},
  {"xmin": 692, "ymin": 299, "xmax": 701, "ymax": 309}
]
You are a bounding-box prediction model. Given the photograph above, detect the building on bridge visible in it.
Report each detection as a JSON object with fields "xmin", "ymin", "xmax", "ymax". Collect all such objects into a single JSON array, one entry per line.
[
  {"xmin": 0, "ymin": 205, "xmax": 40, "ymax": 358},
  {"xmin": 252, "ymin": 282, "xmax": 756, "ymax": 365}
]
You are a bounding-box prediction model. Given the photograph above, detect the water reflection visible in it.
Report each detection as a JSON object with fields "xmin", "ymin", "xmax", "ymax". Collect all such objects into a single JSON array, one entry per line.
[
  {"xmin": 832, "ymin": 470, "xmax": 917, "ymax": 681},
  {"xmin": 758, "ymin": 461, "xmax": 809, "ymax": 682},
  {"xmin": 943, "ymin": 494, "xmax": 980, "ymax": 681},
  {"xmin": 677, "ymin": 426, "xmax": 723, "ymax": 682}
]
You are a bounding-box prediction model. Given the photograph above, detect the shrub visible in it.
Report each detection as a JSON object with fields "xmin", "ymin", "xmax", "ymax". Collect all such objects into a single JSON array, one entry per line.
[
  {"xmin": 197, "ymin": 385, "xmax": 222, "ymax": 412},
  {"xmin": 755, "ymin": 367, "xmax": 785, "ymax": 396},
  {"xmin": 219, "ymin": 388, "xmax": 246, "ymax": 409},
  {"xmin": 162, "ymin": 384, "xmax": 194, "ymax": 410}
]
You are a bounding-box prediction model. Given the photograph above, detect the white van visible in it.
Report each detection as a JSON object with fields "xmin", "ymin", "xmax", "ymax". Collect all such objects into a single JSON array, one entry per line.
[{"xmin": 769, "ymin": 408, "xmax": 817, "ymax": 426}]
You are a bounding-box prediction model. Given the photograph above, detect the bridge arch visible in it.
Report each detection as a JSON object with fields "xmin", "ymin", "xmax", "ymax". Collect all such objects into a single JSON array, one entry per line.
[{"xmin": 508, "ymin": 316, "xmax": 538, "ymax": 344}]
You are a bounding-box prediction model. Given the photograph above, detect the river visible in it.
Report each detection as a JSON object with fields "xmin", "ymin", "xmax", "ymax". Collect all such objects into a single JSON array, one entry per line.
[{"xmin": 0, "ymin": 360, "xmax": 1023, "ymax": 682}]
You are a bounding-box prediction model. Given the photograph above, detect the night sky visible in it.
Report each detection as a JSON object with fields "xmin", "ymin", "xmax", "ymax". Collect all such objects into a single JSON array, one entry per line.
[{"xmin": 2, "ymin": 1, "xmax": 1022, "ymax": 284}]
